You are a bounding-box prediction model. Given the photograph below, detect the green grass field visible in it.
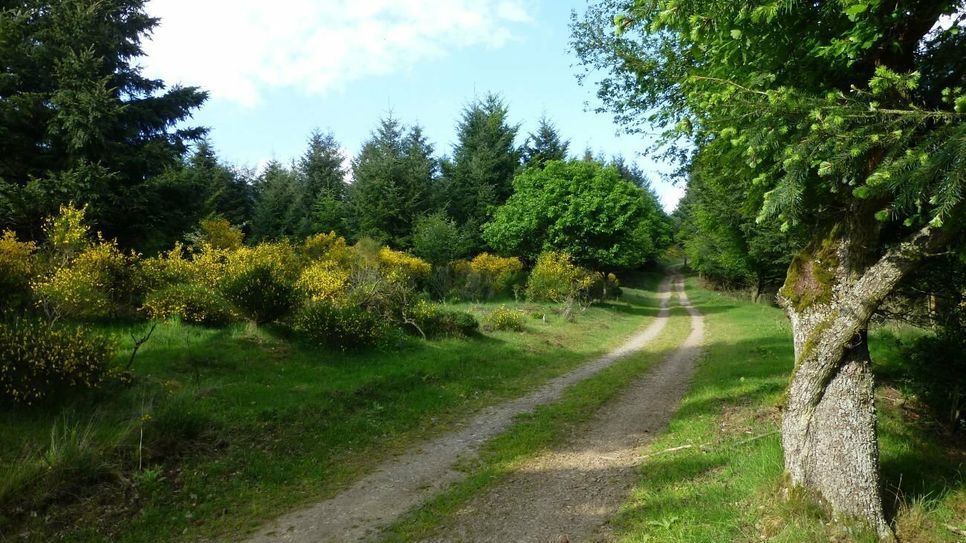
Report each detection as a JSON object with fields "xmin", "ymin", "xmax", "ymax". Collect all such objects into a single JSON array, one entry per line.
[
  {"xmin": 0, "ymin": 274, "xmax": 663, "ymax": 542},
  {"xmin": 608, "ymin": 278, "xmax": 964, "ymax": 543}
]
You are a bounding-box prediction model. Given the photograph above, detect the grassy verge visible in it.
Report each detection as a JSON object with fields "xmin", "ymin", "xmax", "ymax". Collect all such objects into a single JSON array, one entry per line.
[
  {"xmin": 609, "ymin": 277, "xmax": 964, "ymax": 543},
  {"xmin": 382, "ymin": 300, "xmax": 693, "ymax": 542},
  {"xmin": 0, "ymin": 274, "xmax": 662, "ymax": 542}
]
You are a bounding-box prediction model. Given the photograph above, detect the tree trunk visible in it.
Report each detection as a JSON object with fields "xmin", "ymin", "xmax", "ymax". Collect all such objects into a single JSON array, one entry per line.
[{"xmin": 779, "ymin": 224, "xmax": 937, "ymax": 540}]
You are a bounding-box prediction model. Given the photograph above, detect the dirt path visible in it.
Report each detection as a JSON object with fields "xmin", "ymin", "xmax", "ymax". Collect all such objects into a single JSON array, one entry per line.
[
  {"xmin": 422, "ymin": 277, "xmax": 704, "ymax": 543},
  {"xmin": 245, "ymin": 275, "xmax": 675, "ymax": 543}
]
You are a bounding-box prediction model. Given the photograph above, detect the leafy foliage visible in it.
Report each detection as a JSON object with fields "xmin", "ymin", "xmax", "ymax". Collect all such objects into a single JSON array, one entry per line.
[
  {"xmin": 484, "ymin": 160, "xmax": 668, "ymax": 269},
  {"xmin": 0, "ymin": 319, "xmax": 114, "ymax": 405},
  {"xmin": 0, "ymin": 0, "xmax": 207, "ymax": 247},
  {"xmin": 483, "ymin": 305, "xmax": 527, "ymax": 332},
  {"xmin": 142, "ymin": 283, "xmax": 235, "ymax": 326}
]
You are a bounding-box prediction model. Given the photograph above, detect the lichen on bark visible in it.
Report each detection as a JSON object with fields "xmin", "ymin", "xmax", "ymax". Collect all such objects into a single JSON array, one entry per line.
[{"xmin": 780, "ymin": 234, "xmax": 841, "ymax": 312}]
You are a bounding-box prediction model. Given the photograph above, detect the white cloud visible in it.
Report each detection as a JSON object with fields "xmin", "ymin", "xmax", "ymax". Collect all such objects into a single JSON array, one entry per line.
[{"xmin": 142, "ymin": 0, "xmax": 532, "ymax": 106}]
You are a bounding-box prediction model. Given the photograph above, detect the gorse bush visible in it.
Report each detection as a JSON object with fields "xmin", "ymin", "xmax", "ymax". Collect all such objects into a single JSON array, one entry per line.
[
  {"xmin": 221, "ymin": 242, "xmax": 300, "ymax": 323},
  {"xmin": 43, "ymin": 203, "xmax": 89, "ymax": 262},
  {"xmin": 525, "ymin": 251, "xmax": 595, "ymax": 303},
  {"xmin": 0, "ymin": 320, "xmax": 115, "ymax": 405},
  {"xmin": 192, "ymin": 217, "xmax": 244, "ymax": 251},
  {"xmin": 377, "ymin": 247, "xmax": 431, "ymax": 285},
  {"xmin": 297, "ymin": 261, "xmax": 350, "ymax": 303},
  {"xmin": 0, "ymin": 230, "xmax": 36, "ymax": 310},
  {"xmin": 408, "ymin": 299, "xmax": 479, "ymax": 338},
  {"xmin": 294, "ymin": 300, "xmax": 391, "ymax": 349},
  {"xmin": 469, "ymin": 253, "xmax": 524, "ymax": 298},
  {"xmin": 303, "ymin": 231, "xmax": 353, "ymax": 265},
  {"xmin": 483, "ymin": 305, "xmax": 527, "ymax": 332},
  {"xmin": 142, "ymin": 283, "xmax": 235, "ymax": 326},
  {"xmin": 33, "ymin": 239, "xmax": 131, "ymax": 321},
  {"xmin": 136, "ymin": 242, "xmax": 194, "ymax": 292}
]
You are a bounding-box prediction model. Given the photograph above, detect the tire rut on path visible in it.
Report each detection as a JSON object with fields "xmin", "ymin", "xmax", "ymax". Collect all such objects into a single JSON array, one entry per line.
[
  {"xmin": 422, "ymin": 276, "xmax": 704, "ymax": 543},
  {"xmin": 246, "ymin": 276, "xmax": 675, "ymax": 543}
]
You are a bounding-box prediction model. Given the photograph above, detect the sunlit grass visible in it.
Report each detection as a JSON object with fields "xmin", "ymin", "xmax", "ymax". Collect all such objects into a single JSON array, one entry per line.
[
  {"xmin": 610, "ymin": 278, "xmax": 964, "ymax": 543},
  {"xmin": 0, "ymin": 273, "xmax": 665, "ymax": 542}
]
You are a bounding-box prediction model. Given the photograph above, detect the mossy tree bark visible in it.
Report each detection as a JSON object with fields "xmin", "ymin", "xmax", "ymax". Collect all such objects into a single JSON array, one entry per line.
[{"xmin": 779, "ymin": 221, "xmax": 938, "ymax": 540}]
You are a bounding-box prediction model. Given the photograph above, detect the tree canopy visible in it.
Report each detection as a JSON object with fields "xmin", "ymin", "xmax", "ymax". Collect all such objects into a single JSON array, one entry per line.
[
  {"xmin": 483, "ymin": 160, "xmax": 668, "ymax": 269},
  {"xmin": 573, "ymin": 0, "xmax": 965, "ymax": 535},
  {"xmin": 0, "ymin": 0, "xmax": 207, "ymax": 247}
]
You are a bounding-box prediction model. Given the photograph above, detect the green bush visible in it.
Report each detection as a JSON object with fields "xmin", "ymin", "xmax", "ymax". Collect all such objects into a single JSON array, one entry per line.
[
  {"xmin": 0, "ymin": 320, "xmax": 115, "ymax": 405},
  {"xmin": 900, "ymin": 330, "xmax": 965, "ymax": 431},
  {"xmin": 483, "ymin": 306, "xmax": 527, "ymax": 332},
  {"xmin": 221, "ymin": 264, "xmax": 297, "ymax": 324},
  {"xmin": 409, "ymin": 300, "xmax": 479, "ymax": 338},
  {"xmin": 294, "ymin": 301, "xmax": 391, "ymax": 350},
  {"xmin": 525, "ymin": 251, "xmax": 595, "ymax": 303},
  {"xmin": 142, "ymin": 283, "xmax": 235, "ymax": 326},
  {"xmin": 0, "ymin": 230, "xmax": 37, "ymax": 311}
]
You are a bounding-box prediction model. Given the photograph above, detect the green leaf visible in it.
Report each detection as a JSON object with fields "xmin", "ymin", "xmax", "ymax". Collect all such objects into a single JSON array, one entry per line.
[
  {"xmin": 874, "ymin": 209, "xmax": 890, "ymax": 222},
  {"xmin": 845, "ymin": 3, "xmax": 869, "ymax": 20},
  {"xmin": 730, "ymin": 29, "xmax": 742, "ymax": 39},
  {"xmin": 852, "ymin": 186, "xmax": 871, "ymax": 199}
]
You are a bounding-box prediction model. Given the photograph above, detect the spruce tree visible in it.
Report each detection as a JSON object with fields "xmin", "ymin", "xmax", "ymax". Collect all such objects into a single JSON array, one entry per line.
[
  {"xmin": 294, "ymin": 130, "xmax": 347, "ymax": 236},
  {"xmin": 521, "ymin": 116, "xmax": 570, "ymax": 168},
  {"xmin": 440, "ymin": 94, "xmax": 521, "ymax": 250},
  {"xmin": 251, "ymin": 161, "xmax": 299, "ymax": 241},
  {"xmin": 348, "ymin": 117, "xmax": 435, "ymax": 247},
  {"xmin": 0, "ymin": 0, "xmax": 207, "ymax": 247}
]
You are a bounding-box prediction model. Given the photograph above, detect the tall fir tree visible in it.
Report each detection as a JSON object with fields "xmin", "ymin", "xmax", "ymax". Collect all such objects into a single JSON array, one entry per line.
[
  {"xmin": 440, "ymin": 94, "xmax": 521, "ymax": 250},
  {"xmin": 348, "ymin": 116, "xmax": 435, "ymax": 248},
  {"xmin": 521, "ymin": 116, "xmax": 570, "ymax": 168},
  {"xmin": 250, "ymin": 161, "xmax": 299, "ymax": 241},
  {"xmin": 294, "ymin": 130, "xmax": 347, "ymax": 236},
  {"xmin": 0, "ymin": 0, "xmax": 207, "ymax": 247}
]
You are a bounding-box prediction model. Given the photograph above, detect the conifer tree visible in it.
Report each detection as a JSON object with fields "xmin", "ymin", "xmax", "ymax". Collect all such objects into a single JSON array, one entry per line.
[
  {"xmin": 251, "ymin": 161, "xmax": 299, "ymax": 241},
  {"xmin": 0, "ymin": 0, "xmax": 207, "ymax": 247},
  {"xmin": 349, "ymin": 117, "xmax": 435, "ymax": 247},
  {"xmin": 293, "ymin": 130, "xmax": 347, "ymax": 236},
  {"xmin": 521, "ymin": 116, "xmax": 570, "ymax": 168},
  {"xmin": 440, "ymin": 94, "xmax": 521, "ymax": 250}
]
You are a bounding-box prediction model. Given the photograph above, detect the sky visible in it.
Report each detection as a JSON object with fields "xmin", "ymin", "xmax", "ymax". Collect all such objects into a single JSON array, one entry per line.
[{"xmin": 140, "ymin": 0, "xmax": 685, "ymax": 212}]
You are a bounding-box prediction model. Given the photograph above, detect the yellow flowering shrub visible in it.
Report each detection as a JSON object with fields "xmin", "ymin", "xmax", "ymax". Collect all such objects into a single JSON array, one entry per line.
[
  {"xmin": 377, "ymin": 247, "xmax": 431, "ymax": 284},
  {"xmin": 195, "ymin": 217, "xmax": 243, "ymax": 251},
  {"xmin": 188, "ymin": 246, "xmax": 230, "ymax": 289},
  {"xmin": 469, "ymin": 253, "xmax": 524, "ymax": 298},
  {"xmin": 142, "ymin": 283, "xmax": 235, "ymax": 326},
  {"xmin": 33, "ymin": 239, "xmax": 129, "ymax": 320},
  {"xmin": 525, "ymin": 251, "xmax": 596, "ymax": 303},
  {"xmin": 0, "ymin": 320, "xmax": 115, "ymax": 405},
  {"xmin": 43, "ymin": 203, "xmax": 90, "ymax": 261},
  {"xmin": 303, "ymin": 232, "xmax": 353, "ymax": 266},
  {"xmin": 137, "ymin": 242, "xmax": 194, "ymax": 292},
  {"xmin": 297, "ymin": 261, "xmax": 350, "ymax": 303},
  {"xmin": 220, "ymin": 242, "xmax": 300, "ymax": 323},
  {"xmin": 483, "ymin": 305, "xmax": 527, "ymax": 332},
  {"xmin": 0, "ymin": 230, "xmax": 37, "ymax": 309}
]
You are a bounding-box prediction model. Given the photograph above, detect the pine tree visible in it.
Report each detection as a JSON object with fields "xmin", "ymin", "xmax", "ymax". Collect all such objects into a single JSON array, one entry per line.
[
  {"xmin": 521, "ymin": 116, "xmax": 570, "ymax": 168},
  {"xmin": 348, "ymin": 117, "xmax": 436, "ymax": 248},
  {"xmin": 251, "ymin": 161, "xmax": 299, "ymax": 241},
  {"xmin": 0, "ymin": 0, "xmax": 207, "ymax": 247},
  {"xmin": 293, "ymin": 130, "xmax": 347, "ymax": 236},
  {"xmin": 440, "ymin": 94, "xmax": 521, "ymax": 250}
]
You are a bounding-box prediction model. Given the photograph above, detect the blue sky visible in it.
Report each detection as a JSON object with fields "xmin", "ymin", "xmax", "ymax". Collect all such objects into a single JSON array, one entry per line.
[{"xmin": 141, "ymin": 0, "xmax": 684, "ymax": 211}]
